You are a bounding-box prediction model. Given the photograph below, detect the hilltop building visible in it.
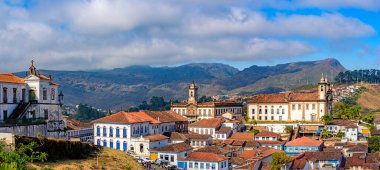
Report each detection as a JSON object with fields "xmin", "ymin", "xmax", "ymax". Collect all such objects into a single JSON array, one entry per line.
[
  {"xmin": 0, "ymin": 61, "xmax": 65, "ymax": 138},
  {"xmin": 247, "ymin": 74, "xmax": 333, "ymax": 122},
  {"xmin": 171, "ymin": 81, "xmax": 243, "ymax": 120}
]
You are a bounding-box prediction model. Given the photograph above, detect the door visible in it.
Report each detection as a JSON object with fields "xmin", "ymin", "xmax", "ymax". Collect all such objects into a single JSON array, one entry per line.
[
  {"xmin": 311, "ymin": 114, "xmax": 316, "ymax": 123},
  {"xmin": 123, "ymin": 142, "xmax": 127, "ymax": 151}
]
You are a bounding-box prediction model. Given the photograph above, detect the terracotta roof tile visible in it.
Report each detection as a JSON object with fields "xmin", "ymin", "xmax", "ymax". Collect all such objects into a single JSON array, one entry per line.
[
  {"xmin": 217, "ymin": 126, "xmax": 232, "ymax": 133},
  {"xmin": 285, "ymin": 136, "xmax": 323, "ymax": 147},
  {"xmin": 239, "ymin": 147, "xmax": 283, "ymax": 160},
  {"xmin": 196, "ymin": 145, "xmax": 233, "ymax": 155},
  {"xmin": 230, "ymin": 132, "xmax": 255, "ymax": 140},
  {"xmin": 185, "ymin": 152, "xmax": 228, "ymax": 162},
  {"xmin": 189, "ymin": 118, "xmax": 223, "ymax": 128},
  {"xmin": 145, "ymin": 111, "xmax": 188, "ymax": 123},
  {"xmin": 152, "ymin": 142, "xmax": 192, "ymax": 153},
  {"xmin": 303, "ymin": 151, "xmax": 342, "ymax": 162},
  {"xmin": 143, "ymin": 134, "xmax": 169, "ymax": 142},
  {"xmin": 249, "ymin": 92, "xmax": 321, "ymax": 103},
  {"xmin": 258, "ymin": 140, "xmax": 286, "ymax": 145},
  {"xmin": 93, "ymin": 111, "xmax": 160, "ymax": 124},
  {"xmin": 0, "ymin": 73, "xmax": 25, "ymax": 84},
  {"xmin": 66, "ymin": 119, "xmax": 93, "ymax": 130},
  {"xmin": 255, "ymin": 131, "xmax": 280, "ymax": 138}
]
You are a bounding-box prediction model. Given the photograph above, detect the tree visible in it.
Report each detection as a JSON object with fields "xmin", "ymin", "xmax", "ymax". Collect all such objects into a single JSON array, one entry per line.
[
  {"xmin": 72, "ymin": 103, "xmax": 106, "ymax": 122},
  {"xmin": 368, "ymin": 136, "xmax": 380, "ymax": 153},
  {"xmin": 284, "ymin": 126, "xmax": 293, "ymax": 134},
  {"xmin": 321, "ymin": 114, "xmax": 333, "ymax": 125},
  {"xmin": 199, "ymin": 96, "xmax": 213, "ymax": 102},
  {"xmin": 322, "ymin": 130, "xmax": 330, "ymax": 139},
  {"xmin": 332, "ymin": 102, "xmax": 348, "ymax": 118},
  {"xmin": 271, "ymin": 152, "xmax": 292, "ymax": 170},
  {"xmin": 347, "ymin": 105, "xmax": 361, "ymax": 120},
  {"xmin": 248, "ymin": 129, "xmax": 259, "ymax": 135},
  {"xmin": 361, "ymin": 114, "xmax": 374, "ymax": 124},
  {"xmin": 336, "ymin": 130, "xmax": 345, "ymax": 138}
]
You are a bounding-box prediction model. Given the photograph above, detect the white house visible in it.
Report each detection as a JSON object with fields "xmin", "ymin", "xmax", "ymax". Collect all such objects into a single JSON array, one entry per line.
[
  {"xmin": 177, "ymin": 152, "xmax": 229, "ymax": 170},
  {"xmin": 254, "ymin": 131, "xmax": 285, "ymax": 150},
  {"xmin": 247, "ymin": 74, "xmax": 333, "ymax": 122},
  {"xmin": 168, "ymin": 132, "xmax": 213, "ymax": 148},
  {"xmin": 325, "ymin": 119, "xmax": 358, "ymax": 141},
  {"xmin": 151, "ymin": 142, "xmax": 193, "ymax": 166},
  {"xmin": 188, "ymin": 118, "xmax": 223, "ymax": 139},
  {"xmin": 0, "ymin": 61, "xmax": 64, "ymax": 138}
]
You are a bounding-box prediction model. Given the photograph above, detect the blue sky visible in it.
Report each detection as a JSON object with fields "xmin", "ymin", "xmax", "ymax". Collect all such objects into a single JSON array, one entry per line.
[{"xmin": 0, "ymin": 0, "xmax": 379, "ymax": 72}]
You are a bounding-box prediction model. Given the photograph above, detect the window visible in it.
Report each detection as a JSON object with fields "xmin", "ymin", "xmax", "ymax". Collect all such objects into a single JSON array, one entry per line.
[
  {"xmin": 43, "ymin": 88, "xmax": 47, "ymax": 100},
  {"xmin": 306, "ymin": 104, "xmax": 309, "ymax": 110},
  {"xmin": 3, "ymin": 110, "xmax": 8, "ymax": 120},
  {"xmin": 21, "ymin": 89, "xmax": 26, "ymax": 101},
  {"xmin": 116, "ymin": 141, "xmax": 120, "ymax": 150},
  {"xmin": 252, "ymin": 109, "xmax": 255, "ymax": 114},
  {"xmin": 271, "ymin": 108, "xmax": 274, "ymax": 114},
  {"xmin": 206, "ymin": 163, "xmax": 210, "ymax": 169},
  {"xmin": 271, "ymin": 116, "xmax": 274, "ymax": 120},
  {"xmin": 259, "ymin": 109, "xmax": 262, "ymax": 114},
  {"xmin": 123, "ymin": 128, "xmax": 127, "ymax": 138},
  {"xmin": 44, "ymin": 109, "xmax": 48, "ymax": 119},
  {"xmin": 160, "ymin": 155, "xmax": 164, "ymax": 159},
  {"xmin": 259, "ymin": 116, "xmax": 262, "ymax": 120},
  {"xmin": 96, "ymin": 126, "xmax": 100, "ymax": 136},
  {"xmin": 97, "ymin": 139, "xmax": 100, "ymax": 146},
  {"xmin": 265, "ymin": 109, "xmax": 268, "ymax": 114},
  {"xmin": 110, "ymin": 127, "xmax": 113, "ymax": 137},
  {"xmin": 189, "ymin": 162, "xmax": 193, "ymax": 168},
  {"xmin": 277, "ymin": 109, "xmax": 279, "ymax": 114},
  {"xmin": 211, "ymin": 163, "xmax": 216, "ymax": 170},
  {"xmin": 265, "ymin": 116, "xmax": 267, "ymax": 120},
  {"xmin": 298, "ymin": 104, "xmax": 301, "ymax": 110},
  {"xmin": 140, "ymin": 144, "xmax": 144, "ymax": 153},
  {"xmin": 194, "ymin": 162, "xmax": 199, "ymax": 169},
  {"xmin": 123, "ymin": 142, "xmax": 127, "ymax": 151},
  {"xmin": 3, "ymin": 87, "xmax": 7, "ymax": 103},
  {"xmin": 312, "ymin": 104, "xmax": 316, "ymax": 110},
  {"xmin": 116, "ymin": 127, "xmax": 120, "ymax": 137},
  {"xmin": 292, "ymin": 104, "xmax": 295, "ymax": 110},
  {"xmin": 170, "ymin": 155, "xmax": 174, "ymax": 162},
  {"xmin": 103, "ymin": 126, "xmax": 107, "ymax": 137},
  {"xmin": 282, "ymin": 109, "xmax": 285, "ymax": 114},
  {"xmin": 13, "ymin": 88, "xmax": 17, "ymax": 103},
  {"xmin": 110, "ymin": 140, "xmax": 114, "ymax": 148},
  {"xmin": 279, "ymin": 116, "xmax": 282, "ymax": 121},
  {"xmin": 200, "ymin": 163, "xmax": 204, "ymax": 169},
  {"xmin": 51, "ymin": 88, "xmax": 55, "ymax": 100},
  {"xmin": 103, "ymin": 140, "xmax": 107, "ymax": 147}
]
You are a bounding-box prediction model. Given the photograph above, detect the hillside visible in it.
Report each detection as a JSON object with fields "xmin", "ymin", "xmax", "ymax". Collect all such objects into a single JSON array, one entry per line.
[
  {"xmin": 28, "ymin": 147, "xmax": 144, "ymax": 170},
  {"xmin": 16, "ymin": 58, "xmax": 346, "ymax": 109},
  {"xmin": 357, "ymin": 84, "xmax": 380, "ymax": 111}
]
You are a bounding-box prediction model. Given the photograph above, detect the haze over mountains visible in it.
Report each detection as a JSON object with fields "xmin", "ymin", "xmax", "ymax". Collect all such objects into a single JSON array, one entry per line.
[{"xmin": 17, "ymin": 58, "xmax": 346, "ymax": 109}]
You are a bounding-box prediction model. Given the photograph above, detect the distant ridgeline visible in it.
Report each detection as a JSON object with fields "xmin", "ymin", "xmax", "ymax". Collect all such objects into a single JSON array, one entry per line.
[{"xmin": 335, "ymin": 69, "xmax": 380, "ymax": 84}]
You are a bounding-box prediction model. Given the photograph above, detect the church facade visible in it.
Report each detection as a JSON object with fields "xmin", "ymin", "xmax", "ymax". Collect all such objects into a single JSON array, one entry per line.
[
  {"xmin": 247, "ymin": 75, "xmax": 333, "ymax": 122},
  {"xmin": 171, "ymin": 81, "xmax": 243, "ymax": 120}
]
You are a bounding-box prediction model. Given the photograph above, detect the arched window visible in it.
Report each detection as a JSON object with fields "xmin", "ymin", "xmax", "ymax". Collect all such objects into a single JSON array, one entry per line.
[
  {"xmin": 123, "ymin": 128, "xmax": 127, "ymax": 138},
  {"xmin": 3, "ymin": 87, "xmax": 8, "ymax": 103},
  {"xmin": 103, "ymin": 140, "xmax": 107, "ymax": 147},
  {"xmin": 140, "ymin": 144, "xmax": 144, "ymax": 153},
  {"xmin": 96, "ymin": 126, "xmax": 100, "ymax": 136},
  {"xmin": 103, "ymin": 126, "xmax": 107, "ymax": 137},
  {"xmin": 116, "ymin": 141, "xmax": 120, "ymax": 150},
  {"xmin": 109, "ymin": 127, "xmax": 113, "ymax": 137},
  {"xmin": 110, "ymin": 139, "xmax": 114, "ymax": 148},
  {"xmin": 123, "ymin": 141, "xmax": 127, "ymax": 151},
  {"xmin": 116, "ymin": 127, "xmax": 120, "ymax": 137},
  {"xmin": 97, "ymin": 139, "xmax": 101, "ymax": 146},
  {"xmin": 51, "ymin": 88, "xmax": 55, "ymax": 100}
]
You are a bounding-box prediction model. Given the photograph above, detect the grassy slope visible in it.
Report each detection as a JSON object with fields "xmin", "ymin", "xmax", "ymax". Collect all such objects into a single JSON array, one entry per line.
[
  {"xmin": 28, "ymin": 147, "xmax": 144, "ymax": 170},
  {"xmin": 357, "ymin": 84, "xmax": 380, "ymax": 111}
]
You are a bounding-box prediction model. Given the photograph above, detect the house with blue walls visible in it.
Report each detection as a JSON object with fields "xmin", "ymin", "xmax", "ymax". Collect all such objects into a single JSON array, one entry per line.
[{"xmin": 285, "ymin": 136, "xmax": 323, "ymax": 155}]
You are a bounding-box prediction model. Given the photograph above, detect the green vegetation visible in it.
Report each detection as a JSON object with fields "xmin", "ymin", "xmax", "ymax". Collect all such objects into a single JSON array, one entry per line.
[
  {"xmin": 368, "ymin": 136, "xmax": 380, "ymax": 153},
  {"xmin": 336, "ymin": 130, "xmax": 345, "ymax": 138},
  {"xmin": 0, "ymin": 138, "xmax": 47, "ymax": 170},
  {"xmin": 271, "ymin": 152, "xmax": 292, "ymax": 170},
  {"xmin": 199, "ymin": 96, "xmax": 213, "ymax": 102},
  {"xmin": 127, "ymin": 96, "xmax": 171, "ymax": 112},
  {"xmin": 72, "ymin": 103, "xmax": 106, "ymax": 122},
  {"xmin": 335, "ymin": 70, "xmax": 380, "ymax": 84},
  {"xmin": 321, "ymin": 130, "xmax": 331, "ymax": 139},
  {"xmin": 332, "ymin": 102, "xmax": 361, "ymax": 120},
  {"xmin": 248, "ymin": 129, "xmax": 259, "ymax": 135},
  {"xmin": 284, "ymin": 126, "xmax": 293, "ymax": 134},
  {"xmin": 321, "ymin": 114, "xmax": 333, "ymax": 125}
]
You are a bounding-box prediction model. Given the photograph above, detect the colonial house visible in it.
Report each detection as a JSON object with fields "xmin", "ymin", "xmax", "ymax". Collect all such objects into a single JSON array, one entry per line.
[
  {"xmin": 255, "ymin": 131, "xmax": 286, "ymax": 150},
  {"xmin": 188, "ymin": 118, "xmax": 223, "ymax": 139},
  {"xmin": 167, "ymin": 132, "xmax": 213, "ymax": 148},
  {"xmin": 177, "ymin": 152, "xmax": 229, "ymax": 170},
  {"xmin": 325, "ymin": 119, "xmax": 358, "ymax": 141},
  {"xmin": 229, "ymin": 132, "xmax": 255, "ymax": 141},
  {"xmin": 171, "ymin": 81, "xmax": 243, "ymax": 120},
  {"xmin": 238, "ymin": 147, "xmax": 284, "ymax": 164},
  {"xmin": 247, "ymin": 74, "xmax": 333, "ymax": 122},
  {"xmin": 93, "ymin": 111, "xmax": 187, "ymax": 157},
  {"xmin": 215, "ymin": 126, "xmax": 232, "ymax": 140},
  {"xmin": 291, "ymin": 151, "xmax": 343, "ymax": 170},
  {"xmin": 0, "ymin": 61, "xmax": 64, "ymax": 138},
  {"xmin": 345, "ymin": 153, "xmax": 380, "ymax": 170},
  {"xmin": 150, "ymin": 142, "xmax": 193, "ymax": 166},
  {"xmin": 65, "ymin": 119, "xmax": 93, "ymax": 142},
  {"xmin": 285, "ymin": 136, "xmax": 323, "ymax": 155}
]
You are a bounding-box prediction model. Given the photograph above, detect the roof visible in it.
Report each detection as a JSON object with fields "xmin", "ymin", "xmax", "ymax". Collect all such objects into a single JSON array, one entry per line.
[
  {"xmin": 258, "ymin": 140, "xmax": 286, "ymax": 145},
  {"xmin": 229, "ymin": 157, "xmax": 247, "ymax": 165},
  {"xmin": 168, "ymin": 132, "xmax": 211, "ymax": 140},
  {"xmin": 245, "ymin": 141, "xmax": 260, "ymax": 147},
  {"xmin": 0, "ymin": 73, "xmax": 25, "ymax": 84},
  {"xmin": 217, "ymin": 126, "xmax": 232, "ymax": 133},
  {"xmin": 329, "ymin": 119, "xmax": 358, "ymax": 128},
  {"xmin": 189, "ymin": 118, "xmax": 223, "ymax": 128},
  {"xmin": 143, "ymin": 134, "xmax": 169, "ymax": 142},
  {"xmin": 172, "ymin": 101, "xmax": 243, "ymax": 107},
  {"xmin": 185, "ymin": 152, "xmax": 228, "ymax": 162},
  {"xmin": 66, "ymin": 119, "xmax": 93, "ymax": 130},
  {"xmin": 145, "ymin": 111, "xmax": 188, "ymax": 123},
  {"xmin": 249, "ymin": 91, "xmax": 321, "ymax": 103},
  {"xmin": 291, "ymin": 155, "xmax": 307, "ymax": 169},
  {"xmin": 285, "ymin": 136, "xmax": 323, "ymax": 147},
  {"xmin": 255, "ymin": 131, "xmax": 280, "ymax": 138},
  {"xmin": 345, "ymin": 153, "xmax": 366, "ymax": 168},
  {"xmin": 346, "ymin": 143, "xmax": 368, "ymax": 152},
  {"xmin": 239, "ymin": 147, "xmax": 284, "ymax": 160},
  {"xmin": 229, "ymin": 132, "xmax": 255, "ymax": 140},
  {"xmin": 93, "ymin": 111, "xmax": 160, "ymax": 124},
  {"xmin": 152, "ymin": 142, "xmax": 192, "ymax": 153},
  {"xmin": 303, "ymin": 151, "xmax": 342, "ymax": 162},
  {"xmin": 196, "ymin": 145, "xmax": 233, "ymax": 155}
]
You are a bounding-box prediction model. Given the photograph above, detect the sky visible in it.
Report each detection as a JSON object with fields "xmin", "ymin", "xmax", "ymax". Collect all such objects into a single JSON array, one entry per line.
[{"xmin": 0, "ymin": 0, "xmax": 379, "ymax": 72}]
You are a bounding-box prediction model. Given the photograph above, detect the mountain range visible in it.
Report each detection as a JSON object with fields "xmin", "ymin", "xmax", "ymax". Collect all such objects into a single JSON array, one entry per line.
[{"xmin": 17, "ymin": 58, "xmax": 346, "ymax": 109}]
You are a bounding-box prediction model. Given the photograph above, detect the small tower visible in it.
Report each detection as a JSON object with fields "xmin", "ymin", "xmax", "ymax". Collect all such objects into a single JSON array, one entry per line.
[
  {"xmin": 318, "ymin": 73, "xmax": 328, "ymax": 100},
  {"xmin": 188, "ymin": 80, "xmax": 198, "ymax": 105},
  {"xmin": 29, "ymin": 60, "xmax": 37, "ymax": 75}
]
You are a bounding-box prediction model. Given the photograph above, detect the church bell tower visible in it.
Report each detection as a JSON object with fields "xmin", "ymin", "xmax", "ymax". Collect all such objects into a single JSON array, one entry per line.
[
  {"xmin": 188, "ymin": 80, "xmax": 198, "ymax": 105},
  {"xmin": 318, "ymin": 73, "xmax": 328, "ymax": 100}
]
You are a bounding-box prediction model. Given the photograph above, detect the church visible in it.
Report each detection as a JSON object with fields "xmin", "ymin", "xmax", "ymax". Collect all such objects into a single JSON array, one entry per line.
[
  {"xmin": 0, "ymin": 61, "xmax": 65, "ymax": 137},
  {"xmin": 246, "ymin": 74, "xmax": 333, "ymax": 122},
  {"xmin": 170, "ymin": 81, "xmax": 243, "ymax": 120}
]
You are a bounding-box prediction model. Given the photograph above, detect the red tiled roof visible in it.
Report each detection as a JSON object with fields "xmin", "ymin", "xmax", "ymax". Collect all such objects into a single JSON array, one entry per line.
[
  {"xmin": 258, "ymin": 140, "xmax": 286, "ymax": 145},
  {"xmin": 143, "ymin": 134, "xmax": 169, "ymax": 142},
  {"xmin": 185, "ymin": 152, "xmax": 228, "ymax": 162},
  {"xmin": 93, "ymin": 111, "xmax": 160, "ymax": 124},
  {"xmin": 66, "ymin": 119, "xmax": 93, "ymax": 130},
  {"xmin": 152, "ymin": 142, "xmax": 192, "ymax": 153},
  {"xmin": 217, "ymin": 126, "xmax": 232, "ymax": 133},
  {"xmin": 230, "ymin": 132, "xmax": 255, "ymax": 140},
  {"xmin": 0, "ymin": 73, "xmax": 25, "ymax": 84},
  {"xmin": 145, "ymin": 111, "xmax": 188, "ymax": 123},
  {"xmin": 255, "ymin": 131, "xmax": 280, "ymax": 138},
  {"xmin": 285, "ymin": 136, "xmax": 323, "ymax": 147},
  {"xmin": 249, "ymin": 92, "xmax": 321, "ymax": 103},
  {"xmin": 189, "ymin": 118, "xmax": 223, "ymax": 128},
  {"xmin": 239, "ymin": 147, "xmax": 283, "ymax": 160}
]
